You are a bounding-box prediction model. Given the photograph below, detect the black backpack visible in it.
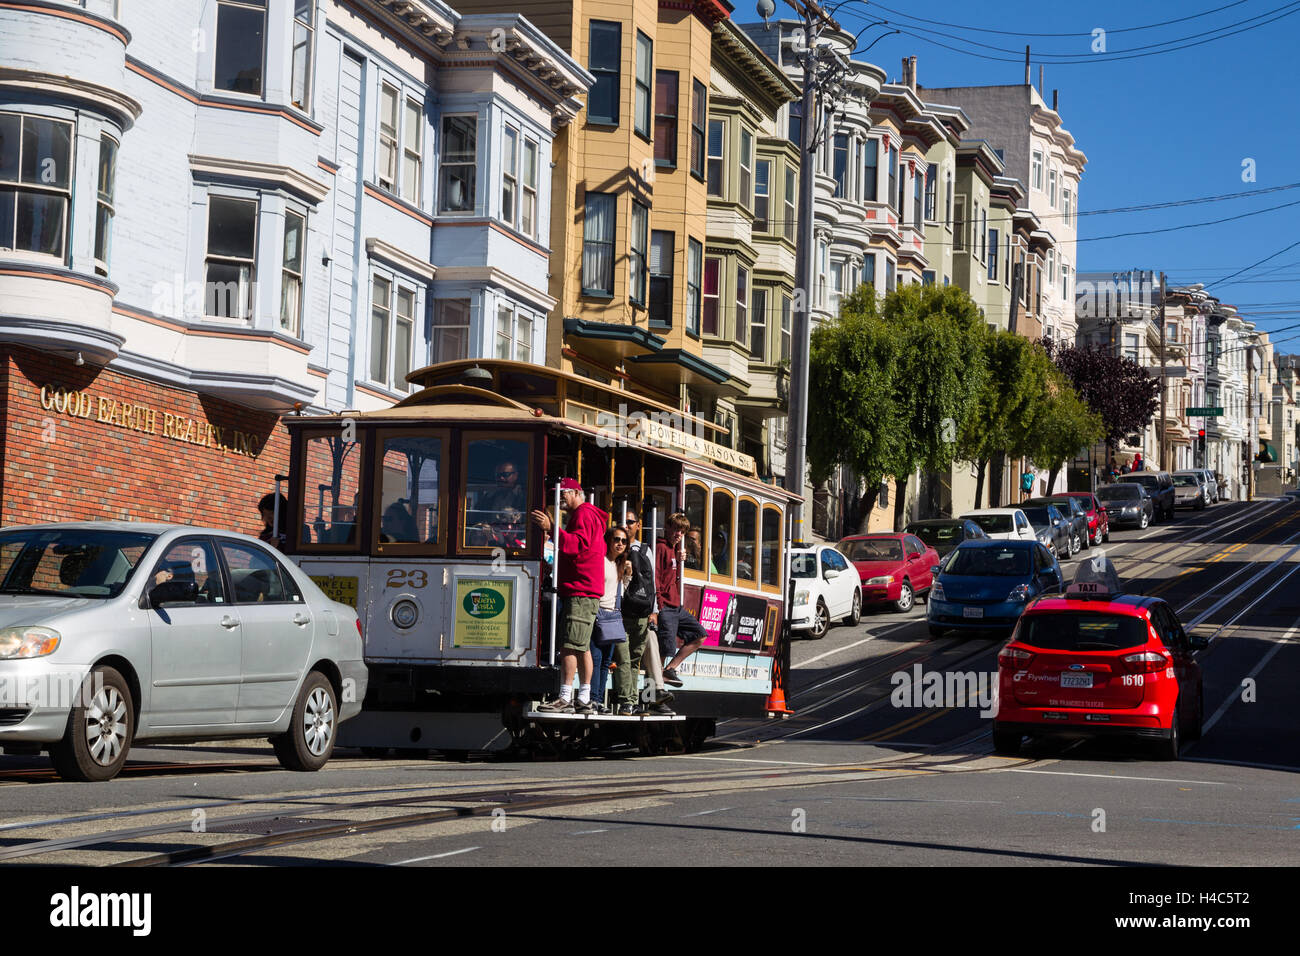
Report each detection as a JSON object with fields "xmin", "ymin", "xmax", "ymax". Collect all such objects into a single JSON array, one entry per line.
[{"xmin": 622, "ymin": 543, "xmax": 655, "ymax": 617}]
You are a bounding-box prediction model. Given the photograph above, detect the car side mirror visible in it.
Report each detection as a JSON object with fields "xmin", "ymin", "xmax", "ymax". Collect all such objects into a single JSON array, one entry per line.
[{"xmin": 823, "ymin": 568, "xmax": 840, "ymax": 580}]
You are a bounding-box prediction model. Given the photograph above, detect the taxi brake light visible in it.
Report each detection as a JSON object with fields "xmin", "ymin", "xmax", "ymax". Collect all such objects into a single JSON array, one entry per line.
[
  {"xmin": 1122, "ymin": 650, "xmax": 1168, "ymax": 674},
  {"xmin": 998, "ymin": 646, "xmax": 1034, "ymax": 668}
]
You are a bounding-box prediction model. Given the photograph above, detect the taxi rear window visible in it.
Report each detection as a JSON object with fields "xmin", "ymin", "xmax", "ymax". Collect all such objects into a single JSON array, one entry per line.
[{"xmin": 1017, "ymin": 613, "xmax": 1149, "ymax": 651}]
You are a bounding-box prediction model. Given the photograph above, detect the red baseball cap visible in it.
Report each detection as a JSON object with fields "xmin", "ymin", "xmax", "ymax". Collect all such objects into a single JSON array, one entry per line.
[{"xmin": 559, "ymin": 478, "xmax": 582, "ymax": 491}]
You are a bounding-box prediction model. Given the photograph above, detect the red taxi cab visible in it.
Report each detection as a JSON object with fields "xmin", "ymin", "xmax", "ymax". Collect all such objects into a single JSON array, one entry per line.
[
  {"xmin": 838, "ymin": 533, "xmax": 940, "ymax": 612},
  {"xmin": 992, "ymin": 580, "xmax": 1205, "ymax": 759}
]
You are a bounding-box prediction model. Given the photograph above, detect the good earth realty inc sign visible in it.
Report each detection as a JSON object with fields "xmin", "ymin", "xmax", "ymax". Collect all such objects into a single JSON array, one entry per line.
[{"xmin": 39, "ymin": 385, "xmax": 265, "ymax": 458}]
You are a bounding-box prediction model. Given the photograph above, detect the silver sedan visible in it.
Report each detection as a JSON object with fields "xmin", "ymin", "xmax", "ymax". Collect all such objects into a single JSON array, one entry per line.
[{"xmin": 0, "ymin": 523, "xmax": 366, "ymax": 781}]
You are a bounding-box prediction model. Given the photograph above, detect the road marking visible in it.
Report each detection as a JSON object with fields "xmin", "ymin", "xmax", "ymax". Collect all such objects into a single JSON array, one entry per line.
[
  {"xmin": 671, "ymin": 755, "xmax": 830, "ymax": 766},
  {"xmin": 1202, "ymin": 624, "xmax": 1299, "ymax": 735},
  {"xmin": 1007, "ymin": 769, "xmax": 1228, "ymax": 786},
  {"xmin": 800, "ymin": 636, "xmax": 877, "ymax": 667},
  {"xmin": 685, "ymin": 807, "xmax": 733, "ymax": 816},
  {"xmin": 573, "ymin": 828, "xmax": 610, "ymax": 834},
  {"xmin": 395, "ymin": 846, "xmax": 481, "ymax": 865},
  {"xmin": 1184, "ymin": 757, "xmax": 1300, "ymax": 773}
]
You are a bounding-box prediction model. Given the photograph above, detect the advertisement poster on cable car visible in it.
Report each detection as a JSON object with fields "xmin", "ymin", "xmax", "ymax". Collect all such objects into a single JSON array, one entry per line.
[
  {"xmin": 699, "ymin": 589, "xmax": 767, "ymax": 649},
  {"xmin": 453, "ymin": 577, "xmax": 514, "ymax": 647}
]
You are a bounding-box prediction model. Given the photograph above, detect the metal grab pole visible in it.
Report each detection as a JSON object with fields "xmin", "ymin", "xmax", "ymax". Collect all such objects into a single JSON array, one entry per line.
[{"xmin": 548, "ymin": 481, "xmax": 561, "ymax": 667}]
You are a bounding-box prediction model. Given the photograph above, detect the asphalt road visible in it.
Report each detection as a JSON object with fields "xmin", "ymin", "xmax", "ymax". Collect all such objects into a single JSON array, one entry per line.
[{"xmin": 1, "ymin": 497, "xmax": 1296, "ymax": 877}]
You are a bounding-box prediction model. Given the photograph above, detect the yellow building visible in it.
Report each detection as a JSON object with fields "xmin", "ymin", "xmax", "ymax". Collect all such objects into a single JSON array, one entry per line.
[{"xmin": 457, "ymin": 0, "xmax": 736, "ymax": 412}]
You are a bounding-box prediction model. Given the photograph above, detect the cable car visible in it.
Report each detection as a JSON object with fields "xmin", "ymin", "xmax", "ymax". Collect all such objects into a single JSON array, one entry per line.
[{"xmin": 281, "ymin": 360, "xmax": 796, "ymax": 757}]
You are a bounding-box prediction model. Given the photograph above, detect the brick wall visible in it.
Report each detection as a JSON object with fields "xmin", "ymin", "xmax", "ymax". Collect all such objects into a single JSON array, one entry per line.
[{"xmin": 1, "ymin": 346, "xmax": 289, "ymax": 534}]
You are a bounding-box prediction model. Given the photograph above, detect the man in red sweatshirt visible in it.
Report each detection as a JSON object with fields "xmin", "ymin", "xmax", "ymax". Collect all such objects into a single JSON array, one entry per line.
[{"xmin": 530, "ymin": 478, "xmax": 607, "ymax": 713}]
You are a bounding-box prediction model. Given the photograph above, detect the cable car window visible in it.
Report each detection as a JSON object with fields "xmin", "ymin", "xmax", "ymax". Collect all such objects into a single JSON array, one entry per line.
[
  {"xmin": 302, "ymin": 431, "xmax": 364, "ymax": 548},
  {"xmin": 378, "ymin": 433, "xmax": 444, "ymax": 547},
  {"xmin": 462, "ymin": 435, "xmax": 531, "ymax": 550},
  {"xmin": 737, "ymin": 498, "xmax": 758, "ymax": 585},
  {"xmin": 711, "ymin": 489, "xmax": 734, "ymax": 578},
  {"xmin": 683, "ymin": 482, "xmax": 708, "ymax": 574},
  {"xmin": 761, "ymin": 504, "xmax": 782, "ymax": 589}
]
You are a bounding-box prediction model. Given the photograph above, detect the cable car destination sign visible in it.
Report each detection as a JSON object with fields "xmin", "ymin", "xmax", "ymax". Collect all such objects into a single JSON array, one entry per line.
[{"xmin": 594, "ymin": 404, "xmax": 756, "ymax": 473}]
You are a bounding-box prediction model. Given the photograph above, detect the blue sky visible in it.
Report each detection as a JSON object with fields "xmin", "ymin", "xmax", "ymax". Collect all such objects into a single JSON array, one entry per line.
[{"xmin": 774, "ymin": 0, "xmax": 1300, "ymax": 347}]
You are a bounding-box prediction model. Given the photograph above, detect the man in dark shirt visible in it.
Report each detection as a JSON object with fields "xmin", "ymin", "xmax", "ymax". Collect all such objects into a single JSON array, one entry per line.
[{"xmin": 655, "ymin": 512, "xmax": 708, "ymax": 687}]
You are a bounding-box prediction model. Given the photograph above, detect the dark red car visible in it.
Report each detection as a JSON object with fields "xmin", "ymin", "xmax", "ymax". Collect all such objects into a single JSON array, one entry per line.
[
  {"xmin": 837, "ymin": 533, "xmax": 940, "ymax": 612},
  {"xmin": 993, "ymin": 585, "xmax": 1205, "ymax": 759},
  {"xmin": 1062, "ymin": 491, "xmax": 1109, "ymax": 546}
]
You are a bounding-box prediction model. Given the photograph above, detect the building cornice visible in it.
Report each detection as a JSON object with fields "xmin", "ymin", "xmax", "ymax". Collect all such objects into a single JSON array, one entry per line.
[
  {"xmin": 0, "ymin": 67, "xmax": 142, "ymax": 130},
  {"xmin": 433, "ymin": 265, "xmax": 558, "ymax": 312},
  {"xmin": 189, "ymin": 155, "xmax": 331, "ymax": 204},
  {"xmin": 365, "ymin": 238, "xmax": 437, "ymax": 282}
]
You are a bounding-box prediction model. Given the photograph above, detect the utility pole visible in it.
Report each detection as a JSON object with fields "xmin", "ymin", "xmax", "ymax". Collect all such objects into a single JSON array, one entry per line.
[
  {"xmin": 780, "ymin": 0, "xmax": 841, "ymax": 543},
  {"xmin": 1159, "ymin": 272, "xmax": 1167, "ymax": 471},
  {"xmin": 1247, "ymin": 342, "xmax": 1256, "ymax": 501}
]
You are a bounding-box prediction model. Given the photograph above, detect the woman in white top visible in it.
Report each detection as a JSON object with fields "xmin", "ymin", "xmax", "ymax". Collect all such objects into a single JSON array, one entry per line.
[{"xmin": 590, "ymin": 527, "xmax": 631, "ymax": 713}]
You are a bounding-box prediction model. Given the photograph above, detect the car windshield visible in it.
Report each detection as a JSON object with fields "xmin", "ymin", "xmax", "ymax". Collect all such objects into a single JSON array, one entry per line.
[
  {"xmin": 1017, "ymin": 612, "xmax": 1149, "ymax": 651},
  {"xmin": 1173, "ymin": 475, "xmax": 1198, "ymax": 486},
  {"xmin": 1096, "ymin": 485, "xmax": 1139, "ymax": 500},
  {"xmin": 943, "ymin": 547, "xmax": 1030, "ymax": 577},
  {"xmin": 1122, "ymin": 475, "xmax": 1158, "ymax": 488},
  {"xmin": 1021, "ymin": 508, "xmax": 1054, "ymax": 528},
  {"xmin": 791, "ymin": 553, "xmax": 818, "ymax": 578},
  {"xmin": 840, "ymin": 538, "xmax": 902, "ymax": 562},
  {"xmin": 908, "ymin": 524, "xmax": 959, "ymax": 546},
  {"xmin": 0, "ymin": 529, "xmax": 156, "ymax": 599},
  {"xmin": 965, "ymin": 514, "xmax": 1012, "ymax": 533}
]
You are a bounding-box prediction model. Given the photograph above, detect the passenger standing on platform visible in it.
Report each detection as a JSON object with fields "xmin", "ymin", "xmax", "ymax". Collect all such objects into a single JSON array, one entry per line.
[
  {"xmin": 614, "ymin": 509, "xmax": 673, "ymax": 715},
  {"xmin": 589, "ymin": 526, "xmax": 632, "ymax": 713},
  {"xmin": 656, "ymin": 512, "xmax": 708, "ymax": 688},
  {"xmin": 531, "ymin": 479, "xmax": 607, "ymax": 714},
  {"xmin": 258, "ymin": 492, "xmax": 290, "ymax": 551}
]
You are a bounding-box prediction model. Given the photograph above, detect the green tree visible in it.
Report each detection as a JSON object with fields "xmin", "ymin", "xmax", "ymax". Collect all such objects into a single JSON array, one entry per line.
[
  {"xmin": 807, "ymin": 286, "xmax": 902, "ymax": 533},
  {"xmin": 878, "ymin": 283, "xmax": 989, "ymax": 528},
  {"xmin": 1024, "ymin": 373, "xmax": 1104, "ymax": 493},
  {"xmin": 957, "ymin": 332, "xmax": 1056, "ymax": 508}
]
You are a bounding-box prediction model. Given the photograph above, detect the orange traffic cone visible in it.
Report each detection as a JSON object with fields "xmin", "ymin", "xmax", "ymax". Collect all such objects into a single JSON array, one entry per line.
[{"xmin": 766, "ymin": 683, "xmax": 793, "ymax": 717}]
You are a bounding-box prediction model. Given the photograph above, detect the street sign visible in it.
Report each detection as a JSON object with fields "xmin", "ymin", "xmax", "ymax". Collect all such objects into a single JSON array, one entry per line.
[{"xmin": 1187, "ymin": 406, "xmax": 1224, "ymax": 417}]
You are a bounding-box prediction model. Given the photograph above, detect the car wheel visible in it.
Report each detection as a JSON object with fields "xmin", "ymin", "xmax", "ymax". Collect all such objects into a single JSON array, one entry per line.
[
  {"xmin": 1156, "ymin": 703, "xmax": 1182, "ymax": 761},
  {"xmin": 894, "ymin": 581, "xmax": 914, "ymax": 613},
  {"xmin": 1103, "ymin": 529, "xmax": 1110, "ymax": 542},
  {"xmin": 842, "ymin": 589, "xmax": 861, "ymax": 626},
  {"xmin": 1068, "ymin": 532, "xmax": 1080, "ymax": 557},
  {"xmin": 49, "ymin": 666, "xmax": 133, "ymax": 783},
  {"xmin": 272, "ymin": 671, "xmax": 338, "ymax": 772},
  {"xmin": 992, "ymin": 728, "xmax": 1021, "ymax": 755},
  {"xmin": 808, "ymin": 599, "xmax": 830, "ymax": 640},
  {"xmin": 1139, "ymin": 510, "xmax": 1150, "ymax": 530}
]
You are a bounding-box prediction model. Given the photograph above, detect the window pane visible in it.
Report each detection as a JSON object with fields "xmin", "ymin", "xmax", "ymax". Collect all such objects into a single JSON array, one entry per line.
[
  {"xmin": 750, "ymin": 288, "xmax": 767, "ymax": 360},
  {"xmin": 291, "ymin": 21, "xmax": 312, "ymax": 109},
  {"xmin": 738, "ymin": 500, "xmax": 757, "ymax": 582},
  {"xmin": 582, "ymin": 192, "xmax": 615, "ymax": 294},
  {"xmin": 433, "ymin": 298, "xmax": 471, "ymax": 363},
  {"xmin": 370, "ymin": 276, "xmax": 390, "ymax": 383},
  {"xmin": 0, "ymin": 114, "xmax": 19, "ymax": 180},
  {"xmin": 16, "ymin": 191, "xmax": 65, "ymax": 256},
  {"xmin": 395, "ymin": 313, "xmax": 412, "ymax": 387},
  {"xmin": 710, "ymin": 491, "xmax": 733, "ymax": 576},
  {"xmin": 702, "ymin": 256, "xmax": 719, "ymax": 336},
  {"xmin": 20, "ymin": 117, "xmax": 71, "ymax": 189},
  {"xmin": 634, "ymin": 32, "xmax": 652, "ymax": 137},
  {"xmin": 304, "ymin": 431, "xmax": 363, "ymax": 548},
  {"xmin": 761, "ymin": 507, "xmax": 781, "ymax": 586},
  {"xmin": 683, "ymin": 484, "xmax": 707, "ymax": 572},
  {"xmin": 215, "ymin": 2, "xmax": 265, "ymax": 95},
  {"xmin": 152, "ymin": 540, "xmax": 226, "ymax": 606},
  {"xmin": 380, "ymin": 435, "xmax": 442, "ymax": 544},
  {"xmin": 706, "ymin": 119, "xmax": 723, "ymax": 196},
  {"xmin": 222, "ymin": 540, "xmax": 293, "ymax": 604},
  {"xmin": 205, "ymin": 261, "xmax": 252, "ymax": 318},
  {"xmin": 654, "ymin": 71, "xmax": 678, "ymax": 164},
  {"xmin": 649, "ymin": 230, "xmax": 673, "ymax": 328},
  {"xmin": 588, "ymin": 21, "xmax": 621, "ymax": 124},
  {"xmin": 496, "ymin": 302, "xmax": 512, "ymax": 359},
  {"xmin": 282, "ymin": 210, "xmax": 304, "ymax": 272},
  {"xmin": 515, "ymin": 312, "xmax": 532, "ymax": 364},
  {"xmin": 440, "ymin": 115, "xmax": 477, "ymax": 212},
  {"xmin": 464, "ymin": 438, "xmax": 531, "ymax": 549},
  {"xmin": 207, "ymin": 197, "xmax": 257, "ymax": 258}
]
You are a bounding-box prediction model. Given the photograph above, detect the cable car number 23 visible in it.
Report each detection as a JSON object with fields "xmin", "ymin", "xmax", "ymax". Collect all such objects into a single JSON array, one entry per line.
[{"xmin": 386, "ymin": 569, "xmax": 428, "ymax": 589}]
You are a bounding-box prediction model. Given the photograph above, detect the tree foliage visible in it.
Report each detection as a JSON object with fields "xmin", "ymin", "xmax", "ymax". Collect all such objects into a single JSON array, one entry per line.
[
  {"xmin": 1047, "ymin": 342, "xmax": 1159, "ymax": 448},
  {"xmin": 1025, "ymin": 373, "xmax": 1105, "ymax": 490}
]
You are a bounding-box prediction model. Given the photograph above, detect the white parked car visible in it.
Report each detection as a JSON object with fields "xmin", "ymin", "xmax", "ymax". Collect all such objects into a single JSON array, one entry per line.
[
  {"xmin": 959, "ymin": 509, "xmax": 1038, "ymax": 543},
  {"xmin": 788, "ymin": 544, "xmax": 861, "ymax": 639},
  {"xmin": 0, "ymin": 523, "xmax": 367, "ymax": 781}
]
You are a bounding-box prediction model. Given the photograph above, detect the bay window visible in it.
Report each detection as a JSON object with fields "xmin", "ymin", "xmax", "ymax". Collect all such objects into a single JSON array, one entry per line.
[
  {"xmin": 439, "ymin": 114, "xmax": 477, "ymax": 212},
  {"xmin": 215, "ymin": 0, "xmax": 265, "ymax": 96},
  {"xmin": 204, "ymin": 196, "xmax": 257, "ymax": 320},
  {"xmin": 0, "ymin": 113, "xmax": 73, "ymax": 259}
]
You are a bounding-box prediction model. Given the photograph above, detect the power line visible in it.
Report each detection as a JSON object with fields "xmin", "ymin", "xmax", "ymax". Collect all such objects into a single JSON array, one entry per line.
[
  {"xmin": 842, "ymin": 4, "xmax": 1300, "ymax": 65},
  {"xmin": 853, "ymin": 0, "xmax": 1254, "ymax": 38},
  {"xmin": 1204, "ymin": 239, "xmax": 1300, "ymax": 290},
  {"xmin": 1078, "ymin": 182, "xmax": 1300, "ymax": 217},
  {"xmin": 851, "ymin": 1, "xmax": 1300, "ymax": 59}
]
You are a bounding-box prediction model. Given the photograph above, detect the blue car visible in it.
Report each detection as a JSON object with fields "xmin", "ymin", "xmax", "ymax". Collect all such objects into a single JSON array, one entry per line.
[{"xmin": 926, "ymin": 539, "xmax": 1062, "ymax": 637}]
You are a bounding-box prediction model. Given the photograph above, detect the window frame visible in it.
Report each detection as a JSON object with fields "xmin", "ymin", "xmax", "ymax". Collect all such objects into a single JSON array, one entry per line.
[
  {"xmin": 587, "ymin": 20, "xmax": 622, "ymax": 127},
  {"xmin": 683, "ymin": 480, "xmax": 710, "ymax": 584},
  {"xmin": 739, "ymin": 127, "xmax": 754, "ymax": 210},
  {"xmin": 706, "ymin": 117, "xmax": 725, "ymax": 198},
  {"xmin": 457, "ymin": 430, "xmax": 536, "ymax": 557},
  {"xmin": 372, "ymin": 427, "xmax": 451, "ymax": 557},
  {"xmin": 501, "ymin": 124, "xmax": 518, "ymax": 228},
  {"xmin": 368, "ymin": 273, "xmax": 418, "ymax": 393},
  {"xmin": 438, "ymin": 113, "xmax": 478, "ymax": 214},
  {"xmin": 203, "ymin": 194, "xmax": 259, "ymax": 322},
  {"xmin": 290, "ymin": 0, "xmax": 315, "ymax": 112},
  {"xmin": 630, "ymin": 200, "xmax": 648, "ymax": 307},
  {"xmin": 520, "ymin": 136, "xmax": 538, "ymax": 238},
  {"xmin": 214, "ymin": 0, "xmax": 267, "ymax": 97},
  {"xmin": 708, "ymin": 488, "xmax": 736, "ymax": 586},
  {"xmin": 690, "ymin": 80, "xmax": 707, "ymax": 180},
  {"xmin": 296, "ymin": 427, "xmax": 368, "ymax": 554},
  {"xmin": 280, "ymin": 207, "xmax": 306, "ymax": 337},
  {"xmin": 760, "ymin": 502, "xmax": 783, "ymax": 594},
  {"xmin": 654, "ymin": 70, "xmax": 679, "ymax": 168},
  {"xmin": 686, "ymin": 238, "xmax": 702, "ymax": 337},
  {"xmin": 0, "ymin": 112, "xmax": 75, "ymax": 262},
  {"xmin": 702, "ymin": 255, "xmax": 721, "ymax": 338},
  {"xmin": 735, "ymin": 266, "xmax": 748, "ymax": 348},
  {"xmin": 649, "ymin": 229, "xmax": 674, "ymax": 329},
  {"xmin": 582, "ymin": 191, "xmax": 616, "ymax": 297},
  {"xmin": 378, "ymin": 82, "xmax": 399, "ymax": 193},
  {"xmin": 750, "ymin": 286, "xmax": 768, "ymax": 362},
  {"xmin": 93, "ymin": 132, "xmax": 118, "ymax": 276},
  {"xmin": 432, "ymin": 297, "xmax": 472, "ymax": 365},
  {"xmin": 634, "ymin": 31, "xmax": 653, "ymax": 140},
  {"xmin": 754, "ymin": 158, "xmax": 771, "ymax": 232}
]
